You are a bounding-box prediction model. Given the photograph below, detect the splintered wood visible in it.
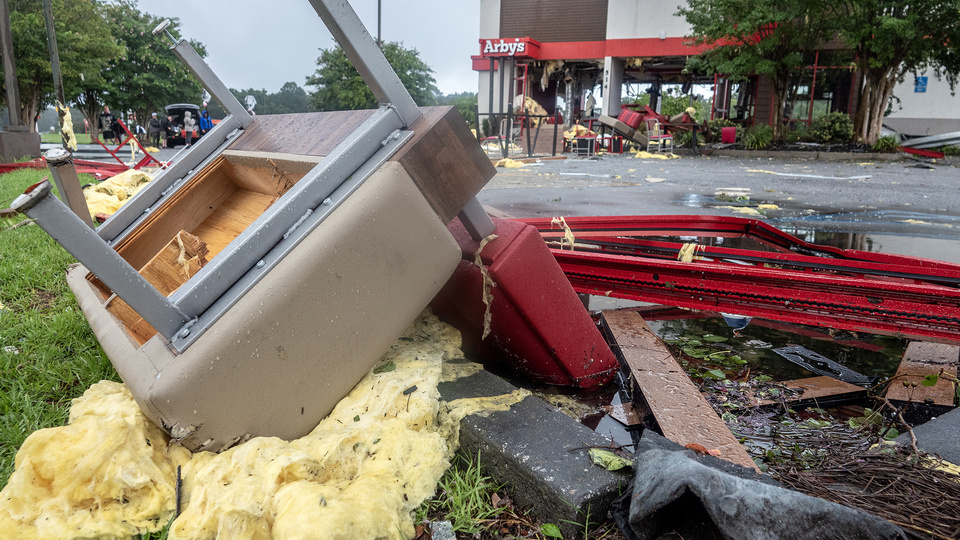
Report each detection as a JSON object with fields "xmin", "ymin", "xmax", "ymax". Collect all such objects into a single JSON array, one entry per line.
[
  {"xmin": 106, "ymin": 230, "xmax": 209, "ymax": 344},
  {"xmin": 601, "ymin": 309, "xmax": 759, "ymax": 471}
]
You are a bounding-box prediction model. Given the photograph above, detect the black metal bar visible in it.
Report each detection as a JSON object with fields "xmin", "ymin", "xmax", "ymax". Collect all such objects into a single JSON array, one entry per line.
[{"xmin": 552, "ymin": 112, "xmax": 559, "ymax": 156}]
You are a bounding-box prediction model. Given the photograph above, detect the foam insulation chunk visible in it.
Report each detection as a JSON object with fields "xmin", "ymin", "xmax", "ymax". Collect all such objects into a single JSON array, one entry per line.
[
  {"xmin": 0, "ymin": 311, "xmax": 528, "ymax": 540},
  {"xmin": 0, "ymin": 380, "xmax": 191, "ymax": 539},
  {"xmin": 83, "ymin": 169, "xmax": 153, "ymax": 218}
]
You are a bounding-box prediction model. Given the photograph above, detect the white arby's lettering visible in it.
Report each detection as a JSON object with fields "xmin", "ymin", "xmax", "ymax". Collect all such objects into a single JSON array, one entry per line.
[{"xmin": 481, "ymin": 38, "xmax": 528, "ymax": 56}]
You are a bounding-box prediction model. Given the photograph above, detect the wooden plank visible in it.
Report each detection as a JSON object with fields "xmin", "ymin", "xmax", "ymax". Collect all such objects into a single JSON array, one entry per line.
[
  {"xmin": 103, "ymin": 295, "xmax": 156, "ymax": 345},
  {"xmin": 393, "ymin": 106, "xmax": 496, "ymax": 223},
  {"xmin": 191, "ymin": 189, "xmax": 277, "ymax": 258},
  {"xmin": 886, "ymin": 342, "xmax": 959, "ymax": 407},
  {"xmin": 751, "ymin": 376, "xmax": 867, "ymax": 408},
  {"xmin": 601, "ymin": 309, "xmax": 759, "ymax": 471}
]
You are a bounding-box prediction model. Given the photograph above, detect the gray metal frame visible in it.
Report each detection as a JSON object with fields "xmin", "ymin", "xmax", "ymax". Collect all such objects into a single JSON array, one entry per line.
[{"xmin": 18, "ymin": 0, "xmax": 494, "ymax": 349}]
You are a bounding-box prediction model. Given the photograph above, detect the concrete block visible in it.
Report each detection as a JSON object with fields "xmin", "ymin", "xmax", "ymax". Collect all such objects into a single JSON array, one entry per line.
[
  {"xmin": 438, "ymin": 369, "xmax": 632, "ymax": 539},
  {"xmin": 0, "ymin": 130, "xmax": 41, "ymax": 162}
]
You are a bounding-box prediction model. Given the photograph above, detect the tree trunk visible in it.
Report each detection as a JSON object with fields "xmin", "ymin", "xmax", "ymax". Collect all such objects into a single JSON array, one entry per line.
[
  {"xmin": 855, "ymin": 65, "xmax": 900, "ymax": 146},
  {"xmin": 771, "ymin": 75, "xmax": 790, "ymax": 141}
]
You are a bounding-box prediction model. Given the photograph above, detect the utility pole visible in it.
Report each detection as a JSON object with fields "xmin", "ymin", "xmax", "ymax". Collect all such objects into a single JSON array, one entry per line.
[
  {"xmin": 377, "ymin": 0, "xmax": 381, "ymax": 46},
  {"xmin": 0, "ymin": 0, "xmax": 23, "ymax": 127},
  {"xmin": 41, "ymin": 0, "xmax": 68, "ymax": 148},
  {"xmin": 41, "ymin": 0, "xmax": 65, "ymax": 106}
]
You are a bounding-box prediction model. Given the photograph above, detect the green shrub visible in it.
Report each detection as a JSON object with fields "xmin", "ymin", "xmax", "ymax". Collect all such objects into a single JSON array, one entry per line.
[
  {"xmin": 809, "ymin": 112, "xmax": 854, "ymax": 145},
  {"xmin": 704, "ymin": 118, "xmax": 737, "ymax": 143},
  {"xmin": 937, "ymin": 144, "xmax": 960, "ymax": 156},
  {"xmin": 785, "ymin": 124, "xmax": 815, "ymax": 143},
  {"xmin": 872, "ymin": 135, "xmax": 900, "ymax": 153},
  {"xmin": 744, "ymin": 124, "xmax": 773, "ymax": 150}
]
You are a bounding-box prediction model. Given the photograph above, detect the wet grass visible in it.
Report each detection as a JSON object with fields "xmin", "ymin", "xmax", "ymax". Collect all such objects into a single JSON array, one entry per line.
[
  {"xmin": 0, "ymin": 169, "xmax": 117, "ymax": 488},
  {"xmin": 415, "ymin": 451, "xmax": 626, "ymax": 539}
]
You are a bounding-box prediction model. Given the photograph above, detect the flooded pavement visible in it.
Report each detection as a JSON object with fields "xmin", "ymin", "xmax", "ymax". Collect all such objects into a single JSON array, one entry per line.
[
  {"xmin": 478, "ymin": 153, "xmax": 960, "ymax": 254},
  {"xmin": 477, "ymin": 152, "xmax": 960, "ymax": 471}
]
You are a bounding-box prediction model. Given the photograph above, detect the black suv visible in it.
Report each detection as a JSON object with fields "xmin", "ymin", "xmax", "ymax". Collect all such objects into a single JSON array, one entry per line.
[{"xmin": 163, "ymin": 103, "xmax": 202, "ymax": 147}]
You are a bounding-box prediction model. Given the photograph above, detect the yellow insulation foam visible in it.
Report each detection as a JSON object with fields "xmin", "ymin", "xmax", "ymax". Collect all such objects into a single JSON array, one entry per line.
[
  {"xmin": 0, "ymin": 381, "xmax": 191, "ymax": 539},
  {"xmin": 0, "ymin": 310, "xmax": 529, "ymax": 540},
  {"xmin": 83, "ymin": 169, "xmax": 152, "ymax": 218}
]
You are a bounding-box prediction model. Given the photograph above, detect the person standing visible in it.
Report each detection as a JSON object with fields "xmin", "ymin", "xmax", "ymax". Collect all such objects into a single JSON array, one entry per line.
[
  {"xmin": 98, "ymin": 105, "xmax": 116, "ymax": 144},
  {"xmin": 148, "ymin": 112, "xmax": 163, "ymax": 148},
  {"xmin": 183, "ymin": 111, "xmax": 197, "ymax": 147},
  {"xmin": 199, "ymin": 110, "xmax": 213, "ymax": 137},
  {"xmin": 162, "ymin": 114, "xmax": 174, "ymax": 148}
]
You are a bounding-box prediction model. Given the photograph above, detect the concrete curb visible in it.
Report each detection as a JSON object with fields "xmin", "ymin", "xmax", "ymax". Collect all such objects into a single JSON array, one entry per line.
[
  {"xmin": 438, "ymin": 369, "xmax": 632, "ymax": 539},
  {"xmin": 681, "ymin": 148, "xmax": 905, "ymax": 161}
]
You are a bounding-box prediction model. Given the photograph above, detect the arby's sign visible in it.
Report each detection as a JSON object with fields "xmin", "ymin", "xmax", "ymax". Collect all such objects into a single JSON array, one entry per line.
[{"xmin": 479, "ymin": 37, "xmax": 541, "ymax": 58}]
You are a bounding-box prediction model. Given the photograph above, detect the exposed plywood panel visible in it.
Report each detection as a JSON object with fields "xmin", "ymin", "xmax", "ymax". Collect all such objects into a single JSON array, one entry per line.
[
  {"xmin": 500, "ymin": 0, "xmax": 608, "ymax": 43},
  {"xmin": 115, "ymin": 159, "xmax": 235, "ymax": 270},
  {"xmin": 192, "ymin": 189, "xmax": 277, "ymax": 258},
  {"xmin": 106, "ymin": 231, "xmax": 209, "ymax": 344},
  {"xmin": 601, "ymin": 309, "xmax": 759, "ymax": 471}
]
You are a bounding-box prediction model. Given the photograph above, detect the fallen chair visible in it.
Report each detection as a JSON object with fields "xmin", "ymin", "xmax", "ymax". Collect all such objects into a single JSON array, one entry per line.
[{"xmin": 13, "ymin": 0, "xmax": 496, "ymax": 452}]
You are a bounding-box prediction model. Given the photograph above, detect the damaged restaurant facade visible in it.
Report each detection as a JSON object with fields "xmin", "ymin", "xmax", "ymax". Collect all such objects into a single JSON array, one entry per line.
[{"xmin": 473, "ymin": 0, "xmax": 960, "ymax": 137}]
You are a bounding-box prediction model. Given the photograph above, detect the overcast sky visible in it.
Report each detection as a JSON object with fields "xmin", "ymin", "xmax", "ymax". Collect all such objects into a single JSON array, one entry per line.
[{"xmin": 134, "ymin": 0, "xmax": 483, "ymax": 96}]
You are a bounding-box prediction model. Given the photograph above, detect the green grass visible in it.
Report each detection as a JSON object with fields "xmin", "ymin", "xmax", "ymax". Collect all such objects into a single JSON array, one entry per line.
[
  {"xmin": 0, "ymin": 169, "xmax": 118, "ymax": 488},
  {"xmin": 417, "ymin": 452, "xmax": 506, "ymax": 534},
  {"xmin": 40, "ymin": 132, "xmax": 95, "ymax": 144}
]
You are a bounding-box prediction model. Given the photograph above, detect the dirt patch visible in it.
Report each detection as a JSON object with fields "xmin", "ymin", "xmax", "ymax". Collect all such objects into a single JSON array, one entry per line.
[{"xmin": 27, "ymin": 289, "xmax": 58, "ymax": 312}]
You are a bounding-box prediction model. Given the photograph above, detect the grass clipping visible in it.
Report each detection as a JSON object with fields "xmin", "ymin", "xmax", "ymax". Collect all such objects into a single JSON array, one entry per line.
[{"xmin": 0, "ymin": 310, "xmax": 524, "ymax": 539}]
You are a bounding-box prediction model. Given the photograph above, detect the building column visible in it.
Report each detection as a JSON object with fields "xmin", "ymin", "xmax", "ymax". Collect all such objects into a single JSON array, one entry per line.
[{"xmin": 601, "ymin": 56, "xmax": 623, "ymax": 117}]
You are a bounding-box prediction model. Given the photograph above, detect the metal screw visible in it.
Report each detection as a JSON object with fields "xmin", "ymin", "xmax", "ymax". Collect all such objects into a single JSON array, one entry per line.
[
  {"xmin": 256, "ymin": 260, "xmax": 265, "ymax": 269},
  {"xmin": 322, "ymin": 198, "xmax": 333, "ymax": 206},
  {"xmin": 179, "ymin": 329, "xmax": 190, "ymax": 338}
]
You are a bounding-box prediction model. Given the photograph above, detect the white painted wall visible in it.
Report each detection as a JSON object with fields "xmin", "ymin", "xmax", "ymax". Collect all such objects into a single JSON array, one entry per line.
[
  {"xmin": 479, "ymin": 0, "xmax": 500, "ymax": 39},
  {"xmin": 886, "ymin": 68, "xmax": 960, "ymax": 135},
  {"xmin": 606, "ymin": 0, "xmax": 692, "ymax": 40}
]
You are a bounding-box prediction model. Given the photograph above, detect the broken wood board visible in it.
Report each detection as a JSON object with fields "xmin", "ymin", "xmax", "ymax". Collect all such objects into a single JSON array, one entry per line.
[
  {"xmin": 106, "ymin": 230, "xmax": 209, "ymax": 344},
  {"xmin": 601, "ymin": 309, "xmax": 759, "ymax": 471},
  {"xmin": 886, "ymin": 342, "xmax": 958, "ymax": 407},
  {"xmin": 751, "ymin": 376, "xmax": 867, "ymax": 408},
  {"xmin": 603, "ymin": 402, "xmax": 642, "ymax": 426}
]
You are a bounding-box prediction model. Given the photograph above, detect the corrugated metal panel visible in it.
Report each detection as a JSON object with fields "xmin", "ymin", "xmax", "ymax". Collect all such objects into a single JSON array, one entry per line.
[{"xmin": 500, "ymin": 0, "xmax": 608, "ymax": 43}]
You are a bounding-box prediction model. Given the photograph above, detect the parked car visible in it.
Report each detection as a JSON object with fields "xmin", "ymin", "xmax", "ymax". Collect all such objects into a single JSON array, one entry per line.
[{"xmin": 164, "ymin": 103, "xmax": 202, "ymax": 148}]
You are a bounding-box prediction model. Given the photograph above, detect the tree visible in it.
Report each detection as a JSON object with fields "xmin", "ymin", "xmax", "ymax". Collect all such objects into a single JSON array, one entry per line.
[
  {"xmin": 0, "ymin": 0, "xmax": 122, "ymax": 132},
  {"xmin": 438, "ymin": 91, "xmax": 477, "ymax": 127},
  {"xmin": 837, "ymin": 0, "xmax": 960, "ymax": 144},
  {"xmin": 306, "ymin": 41, "xmax": 439, "ymax": 111},
  {"xmin": 678, "ymin": 0, "xmax": 838, "ymax": 141},
  {"xmin": 92, "ymin": 0, "xmax": 205, "ymax": 136}
]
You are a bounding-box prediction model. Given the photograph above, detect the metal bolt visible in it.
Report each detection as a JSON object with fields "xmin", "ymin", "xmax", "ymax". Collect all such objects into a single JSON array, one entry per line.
[
  {"xmin": 179, "ymin": 329, "xmax": 190, "ymax": 338},
  {"xmin": 322, "ymin": 198, "xmax": 333, "ymax": 206},
  {"xmin": 256, "ymin": 260, "xmax": 265, "ymax": 269}
]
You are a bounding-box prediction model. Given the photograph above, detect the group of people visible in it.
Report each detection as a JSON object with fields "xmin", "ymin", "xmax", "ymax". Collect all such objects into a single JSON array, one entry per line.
[{"xmin": 98, "ymin": 105, "xmax": 214, "ymax": 149}]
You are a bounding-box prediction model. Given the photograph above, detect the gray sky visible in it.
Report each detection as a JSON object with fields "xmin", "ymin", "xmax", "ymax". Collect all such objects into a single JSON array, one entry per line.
[{"xmin": 134, "ymin": 0, "xmax": 482, "ymax": 96}]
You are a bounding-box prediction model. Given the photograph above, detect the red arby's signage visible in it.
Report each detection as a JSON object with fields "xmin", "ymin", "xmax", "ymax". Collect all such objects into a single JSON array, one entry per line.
[{"xmin": 479, "ymin": 37, "xmax": 541, "ymax": 58}]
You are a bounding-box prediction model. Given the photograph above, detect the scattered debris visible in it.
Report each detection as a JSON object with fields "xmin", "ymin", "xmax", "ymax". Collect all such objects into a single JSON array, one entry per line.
[
  {"xmin": 746, "ymin": 169, "xmax": 872, "ymax": 180},
  {"xmin": 615, "ymin": 431, "xmax": 906, "ymax": 540},
  {"xmin": 773, "ymin": 345, "xmax": 877, "ymax": 386},
  {"xmin": 601, "ymin": 309, "xmax": 760, "ymax": 470}
]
